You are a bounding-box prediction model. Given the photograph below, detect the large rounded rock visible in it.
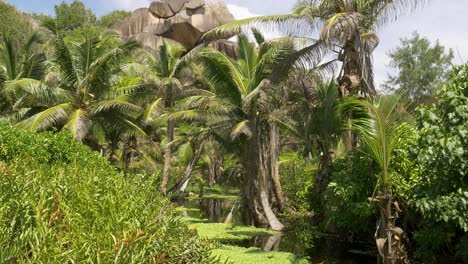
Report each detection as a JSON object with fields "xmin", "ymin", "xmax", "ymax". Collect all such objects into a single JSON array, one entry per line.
[
  {"xmin": 114, "ymin": 1, "xmax": 234, "ymax": 51},
  {"xmin": 149, "ymin": 0, "xmax": 190, "ymax": 18},
  {"xmin": 149, "ymin": 1, "xmax": 174, "ymax": 18},
  {"xmin": 186, "ymin": 0, "xmax": 205, "ymax": 10}
]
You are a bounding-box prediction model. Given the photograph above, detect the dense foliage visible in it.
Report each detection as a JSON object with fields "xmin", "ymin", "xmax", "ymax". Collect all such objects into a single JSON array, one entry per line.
[
  {"xmin": 98, "ymin": 10, "xmax": 131, "ymax": 28},
  {"xmin": 54, "ymin": 0, "xmax": 96, "ymax": 31},
  {"xmin": 0, "ymin": 0, "xmax": 466, "ymax": 263},
  {"xmin": 384, "ymin": 32, "xmax": 454, "ymax": 107},
  {"xmin": 409, "ymin": 64, "xmax": 468, "ymax": 262},
  {"xmin": 0, "ymin": 124, "xmax": 215, "ymax": 263},
  {"xmin": 0, "ymin": 1, "xmax": 33, "ymax": 48}
]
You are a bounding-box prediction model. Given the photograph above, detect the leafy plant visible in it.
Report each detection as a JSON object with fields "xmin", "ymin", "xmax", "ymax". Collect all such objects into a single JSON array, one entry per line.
[{"xmin": 0, "ymin": 124, "xmax": 216, "ymax": 263}]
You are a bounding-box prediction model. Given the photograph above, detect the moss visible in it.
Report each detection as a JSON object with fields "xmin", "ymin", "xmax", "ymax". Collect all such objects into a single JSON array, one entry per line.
[
  {"xmin": 182, "ymin": 212, "xmax": 308, "ymax": 263},
  {"xmin": 212, "ymin": 245, "xmax": 309, "ymax": 264},
  {"xmin": 188, "ymin": 222, "xmax": 278, "ymax": 242}
]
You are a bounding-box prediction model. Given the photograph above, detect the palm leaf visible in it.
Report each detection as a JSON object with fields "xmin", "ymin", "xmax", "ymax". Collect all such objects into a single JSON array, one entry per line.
[
  {"xmin": 64, "ymin": 109, "xmax": 91, "ymax": 142},
  {"xmin": 16, "ymin": 103, "xmax": 72, "ymax": 131},
  {"xmin": 230, "ymin": 120, "xmax": 252, "ymax": 139}
]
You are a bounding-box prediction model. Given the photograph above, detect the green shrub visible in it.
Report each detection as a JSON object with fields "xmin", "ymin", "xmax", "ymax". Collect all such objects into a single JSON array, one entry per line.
[
  {"xmin": 409, "ymin": 63, "xmax": 468, "ymax": 262},
  {"xmin": 326, "ymin": 150, "xmax": 376, "ymax": 235},
  {"xmin": 0, "ymin": 125, "xmax": 216, "ymax": 263},
  {"xmin": 280, "ymin": 153, "xmax": 315, "ymax": 214},
  {"xmin": 0, "ymin": 2, "xmax": 33, "ymax": 48}
]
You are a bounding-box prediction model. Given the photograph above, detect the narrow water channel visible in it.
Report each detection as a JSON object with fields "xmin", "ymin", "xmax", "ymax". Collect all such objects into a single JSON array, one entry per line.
[{"xmin": 181, "ymin": 198, "xmax": 376, "ymax": 264}]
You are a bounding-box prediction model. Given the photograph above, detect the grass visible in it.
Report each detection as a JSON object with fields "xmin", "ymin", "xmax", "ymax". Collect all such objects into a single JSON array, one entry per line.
[{"xmin": 212, "ymin": 245, "xmax": 309, "ymax": 264}]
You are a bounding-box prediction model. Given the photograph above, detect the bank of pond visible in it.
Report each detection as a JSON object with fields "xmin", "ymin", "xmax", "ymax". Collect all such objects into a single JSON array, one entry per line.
[{"xmin": 179, "ymin": 189, "xmax": 376, "ymax": 264}]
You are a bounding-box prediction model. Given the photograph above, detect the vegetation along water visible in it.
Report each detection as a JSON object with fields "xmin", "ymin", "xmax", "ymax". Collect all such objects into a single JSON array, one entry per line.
[{"xmin": 0, "ymin": 0, "xmax": 466, "ymax": 263}]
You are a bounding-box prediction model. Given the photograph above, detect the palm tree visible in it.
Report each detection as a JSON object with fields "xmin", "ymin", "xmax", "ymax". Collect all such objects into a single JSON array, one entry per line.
[
  {"xmin": 0, "ymin": 32, "xmax": 47, "ymax": 121},
  {"xmin": 204, "ymin": 0, "xmax": 426, "ymax": 98},
  {"xmin": 273, "ymin": 76, "xmax": 344, "ymax": 216},
  {"xmin": 352, "ymin": 94, "xmax": 412, "ymax": 263},
  {"xmin": 12, "ymin": 23, "xmax": 144, "ymax": 147},
  {"xmin": 290, "ymin": 80, "xmax": 343, "ymax": 193},
  {"xmin": 176, "ymin": 33, "xmax": 295, "ymax": 230},
  {"xmin": 122, "ymin": 43, "xmax": 193, "ymax": 194}
]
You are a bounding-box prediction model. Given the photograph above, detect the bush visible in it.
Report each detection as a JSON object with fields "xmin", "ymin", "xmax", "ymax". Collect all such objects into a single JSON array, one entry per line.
[
  {"xmin": 409, "ymin": 63, "xmax": 468, "ymax": 263},
  {"xmin": 0, "ymin": 2, "xmax": 33, "ymax": 47},
  {"xmin": 280, "ymin": 153, "xmax": 315, "ymax": 214},
  {"xmin": 0, "ymin": 125, "xmax": 216, "ymax": 263},
  {"xmin": 326, "ymin": 150, "xmax": 376, "ymax": 236}
]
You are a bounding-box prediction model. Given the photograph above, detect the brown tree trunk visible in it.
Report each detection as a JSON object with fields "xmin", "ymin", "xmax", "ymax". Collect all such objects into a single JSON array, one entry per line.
[
  {"xmin": 160, "ymin": 120, "xmax": 175, "ymax": 195},
  {"xmin": 240, "ymin": 120, "xmax": 285, "ymax": 231},
  {"xmin": 339, "ymin": 37, "xmax": 361, "ymax": 153},
  {"xmin": 167, "ymin": 141, "xmax": 206, "ymax": 195},
  {"xmin": 269, "ymin": 123, "xmax": 286, "ymax": 212},
  {"xmin": 315, "ymin": 146, "xmax": 332, "ymax": 196},
  {"xmin": 208, "ymin": 143, "xmax": 223, "ymax": 186},
  {"xmin": 372, "ymin": 188, "xmax": 409, "ymax": 264}
]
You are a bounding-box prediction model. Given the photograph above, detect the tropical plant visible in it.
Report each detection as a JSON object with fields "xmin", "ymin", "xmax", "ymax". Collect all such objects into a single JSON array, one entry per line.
[
  {"xmin": 122, "ymin": 43, "xmax": 193, "ymax": 194},
  {"xmin": 179, "ymin": 33, "xmax": 295, "ymax": 230},
  {"xmin": 0, "ymin": 32, "xmax": 47, "ymax": 122},
  {"xmin": 12, "ymin": 24, "xmax": 144, "ymax": 148},
  {"xmin": 0, "ymin": 124, "xmax": 217, "ymax": 263},
  {"xmin": 352, "ymin": 94, "xmax": 412, "ymax": 263},
  {"xmin": 410, "ymin": 63, "xmax": 468, "ymax": 262},
  {"xmin": 205, "ymin": 0, "xmax": 425, "ymax": 98}
]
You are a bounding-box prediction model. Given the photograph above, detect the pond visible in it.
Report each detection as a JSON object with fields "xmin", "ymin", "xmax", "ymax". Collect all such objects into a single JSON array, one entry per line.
[{"xmin": 180, "ymin": 197, "xmax": 376, "ymax": 264}]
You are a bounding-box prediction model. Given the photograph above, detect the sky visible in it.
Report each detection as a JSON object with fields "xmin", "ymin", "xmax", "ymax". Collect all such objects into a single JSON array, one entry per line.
[{"xmin": 6, "ymin": 0, "xmax": 468, "ymax": 88}]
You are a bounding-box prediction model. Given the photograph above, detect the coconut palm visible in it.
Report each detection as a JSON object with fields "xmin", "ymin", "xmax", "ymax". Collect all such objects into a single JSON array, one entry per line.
[
  {"xmin": 122, "ymin": 43, "xmax": 194, "ymax": 194},
  {"xmin": 0, "ymin": 32, "xmax": 48, "ymax": 121},
  {"xmin": 174, "ymin": 33, "xmax": 295, "ymax": 230},
  {"xmin": 352, "ymin": 94, "xmax": 412, "ymax": 263},
  {"xmin": 13, "ymin": 23, "xmax": 144, "ymax": 147},
  {"xmin": 204, "ymin": 0, "xmax": 426, "ymax": 98}
]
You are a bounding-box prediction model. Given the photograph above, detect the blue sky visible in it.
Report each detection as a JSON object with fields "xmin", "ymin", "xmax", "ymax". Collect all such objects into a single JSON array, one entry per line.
[{"xmin": 6, "ymin": 0, "xmax": 468, "ymax": 88}]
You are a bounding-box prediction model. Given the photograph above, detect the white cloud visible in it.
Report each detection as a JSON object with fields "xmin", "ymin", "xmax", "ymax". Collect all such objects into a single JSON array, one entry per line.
[
  {"xmin": 226, "ymin": 4, "xmax": 258, "ymax": 20},
  {"xmin": 226, "ymin": 4, "xmax": 284, "ymax": 41}
]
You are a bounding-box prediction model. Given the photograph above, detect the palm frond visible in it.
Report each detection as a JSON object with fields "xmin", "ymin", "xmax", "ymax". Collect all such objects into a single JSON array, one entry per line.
[
  {"xmin": 197, "ymin": 48, "xmax": 243, "ymax": 104},
  {"xmin": 351, "ymin": 93, "xmax": 410, "ymax": 185},
  {"xmin": 92, "ymin": 99, "xmax": 141, "ymax": 115},
  {"xmin": 16, "ymin": 103, "xmax": 72, "ymax": 131},
  {"xmin": 320, "ymin": 12, "xmax": 365, "ymax": 44},
  {"xmin": 64, "ymin": 109, "xmax": 91, "ymax": 142},
  {"xmin": 230, "ymin": 120, "xmax": 252, "ymax": 139},
  {"xmin": 0, "ymin": 37, "xmax": 17, "ymax": 80},
  {"xmin": 141, "ymin": 98, "xmax": 164, "ymax": 125},
  {"xmin": 372, "ymin": 0, "xmax": 428, "ymax": 28},
  {"xmin": 202, "ymin": 14, "xmax": 308, "ymax": 43}
]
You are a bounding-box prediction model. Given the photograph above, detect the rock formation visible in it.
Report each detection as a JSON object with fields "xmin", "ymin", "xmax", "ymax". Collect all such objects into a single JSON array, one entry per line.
[{"xmin": 113, "ymin": 0, "xmax": 235, "ymax": 51}]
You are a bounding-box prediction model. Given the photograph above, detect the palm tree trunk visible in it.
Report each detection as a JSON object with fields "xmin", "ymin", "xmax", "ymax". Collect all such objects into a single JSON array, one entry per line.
[
  {"xmin": 315, "ymin": 145, "xmax": 332, "ymax": 196},
  {"xmin": 340, "ymin": 37, "xmax": 361, "ymax": 152},
  {"xmin": 160, "ymin": 120, "xmax": 175, "ymax": 195},
  {"xmin": 269, "ymin": 123, "xmax": 285, "ymax": 212},
  {"xmin": 373, "ymin": 188, "xmax": 409, "ymax": 264},
  {"xmin": 168, "ymin": 140, "xmax": 206, "ymax": 195},
  {"xmin": 208, "ymin": 143, "xmax": 223, "ymax": 186},
  {"xmin": 240, "ymin": 121, "xmax": 285, "ymax": 231}
]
